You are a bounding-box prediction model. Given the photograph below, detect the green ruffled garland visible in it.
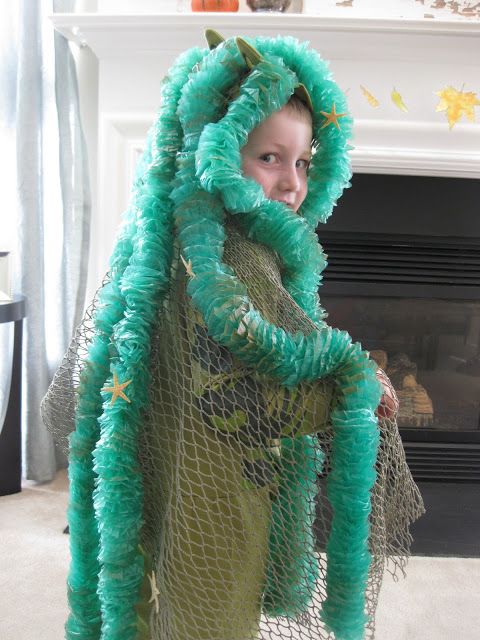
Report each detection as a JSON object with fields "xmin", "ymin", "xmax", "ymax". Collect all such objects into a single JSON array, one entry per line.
[
  {"xmin": 67, "ymin": 34, "xmax": 381, "ymax": 640},
  {"xmin": 263, "ymin": 435, "xmax": 325, "ymax": 617},
  {"xmin": 67, "ymin": 46, "xmax": 207, "ymax": 639}
]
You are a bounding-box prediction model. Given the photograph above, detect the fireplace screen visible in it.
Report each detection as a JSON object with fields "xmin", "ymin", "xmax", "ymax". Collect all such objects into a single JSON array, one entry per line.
[{"xmin": 324, "ymin": 296, "xmax": 480, "ymax": 433}]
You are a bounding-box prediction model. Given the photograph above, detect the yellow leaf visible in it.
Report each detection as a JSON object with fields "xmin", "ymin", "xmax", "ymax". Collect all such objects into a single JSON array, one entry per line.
[
  {"xmin": 391, "ymin": 88, "xmax": 408, "ymax": 113},
  {"xmin": 360, "ymin": 85, "xmax": 380, "ymax": 108},
  {"xmin": 435, "ymin": 85, "xmax": 480, "ymax": 129}
]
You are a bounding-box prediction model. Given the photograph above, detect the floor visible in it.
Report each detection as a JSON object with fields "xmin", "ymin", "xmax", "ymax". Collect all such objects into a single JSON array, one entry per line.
[{"xmin": 1, "ymin": 471, "xmax": 480, "ymax": 639}]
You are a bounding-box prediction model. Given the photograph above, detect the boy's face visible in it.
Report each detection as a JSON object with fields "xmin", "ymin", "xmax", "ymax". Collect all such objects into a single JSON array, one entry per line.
[{"xmin": 240, "ymin": 106, "xmax": 312, "ymax": 213}]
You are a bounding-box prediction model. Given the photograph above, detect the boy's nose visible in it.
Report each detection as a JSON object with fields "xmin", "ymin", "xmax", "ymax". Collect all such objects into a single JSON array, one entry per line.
[{"xmin": 279, "ymin": 166, "xmax": 300, "ymax": 192}]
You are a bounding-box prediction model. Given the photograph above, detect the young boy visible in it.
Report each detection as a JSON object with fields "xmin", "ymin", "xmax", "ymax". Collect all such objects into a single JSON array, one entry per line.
[
  {"xmin": 43, "ymin": 32, "xmax": 423, "ymax": 640},
  {"xmin": 240, "ymin": 97, "xmax": 313, "ymax": 214}
]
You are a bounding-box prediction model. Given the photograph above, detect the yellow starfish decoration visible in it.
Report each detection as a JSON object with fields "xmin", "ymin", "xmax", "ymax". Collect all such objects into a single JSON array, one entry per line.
[
  {"xmin": 180, "ymin": 254, "xmax": 196, "ymax": 278},
  {"xmin": 320, "ymin": 103, "xmax": 347, "ymax": 130},
  {"xmin": 435, "ymin": 85, "xmax": 480, "ymax": 129},
  {"xmin": 101, "ymin": 372, "xmax": 132, "ymax": 405},
  {"xmin": 148, "ymin": 570, "xmax": 160, "ymax": 615}
]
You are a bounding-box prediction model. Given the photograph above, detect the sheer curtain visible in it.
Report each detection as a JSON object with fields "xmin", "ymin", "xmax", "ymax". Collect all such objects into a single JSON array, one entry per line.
[{"xmin": 0, "ymin": 0, "xmax": 91, "ymax": 481}]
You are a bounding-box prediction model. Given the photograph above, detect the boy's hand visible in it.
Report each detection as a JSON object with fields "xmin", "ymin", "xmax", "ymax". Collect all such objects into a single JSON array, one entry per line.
[{"xmin": 375, "ymin": 368, "xmax": 399, "ymax": 420}]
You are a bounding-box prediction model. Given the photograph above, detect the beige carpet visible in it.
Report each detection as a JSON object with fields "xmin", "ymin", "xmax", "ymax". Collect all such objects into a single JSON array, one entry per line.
[{"xmin": 1, "ymin": 470, "xmax": 479, "ymax": 640}]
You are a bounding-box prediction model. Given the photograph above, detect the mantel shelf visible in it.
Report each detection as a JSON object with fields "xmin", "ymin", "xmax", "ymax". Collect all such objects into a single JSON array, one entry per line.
[
  {"xmin": 52, "ymin": 12, "xmax": 480, "ymax": 58},
  {"xmin": 52, "ymin": 12, "xmax": 480, "ymax": 182}
]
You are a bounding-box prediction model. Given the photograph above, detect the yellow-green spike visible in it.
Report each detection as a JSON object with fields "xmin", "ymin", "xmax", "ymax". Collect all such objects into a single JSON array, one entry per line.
[{"xmin": 205, "ymin": 28, "xmax": 225, "ymax": 50}]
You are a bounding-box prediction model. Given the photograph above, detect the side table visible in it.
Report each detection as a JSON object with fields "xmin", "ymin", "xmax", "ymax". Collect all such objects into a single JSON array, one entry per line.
[{"xmin": 0, "ymin": 295, "xmax": 27, "ymax": 495}]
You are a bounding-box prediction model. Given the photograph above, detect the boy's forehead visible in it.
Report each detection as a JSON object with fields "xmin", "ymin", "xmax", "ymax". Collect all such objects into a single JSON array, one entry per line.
[{"xmin": 244, "ymin": 107, "xmax": 313, "ymax": 146}]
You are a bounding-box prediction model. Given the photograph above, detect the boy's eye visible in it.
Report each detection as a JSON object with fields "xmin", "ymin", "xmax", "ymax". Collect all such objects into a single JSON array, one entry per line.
[
  {"xmin": 296, "ymin": 159, "xmax": 310, "ymax": 170},
  {"xmin": 260, "ymin": 153, "xmax": 276, "ymax": 164}
]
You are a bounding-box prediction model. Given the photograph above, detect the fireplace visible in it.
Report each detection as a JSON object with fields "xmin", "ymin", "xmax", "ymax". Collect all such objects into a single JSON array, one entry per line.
[
  {"xmin": 320, "ymin": 174, "xmax": 480, "ymax": 480},
  {"xmin": 318, "ymin": 173, "xmax": 480, "ymax": 554}
]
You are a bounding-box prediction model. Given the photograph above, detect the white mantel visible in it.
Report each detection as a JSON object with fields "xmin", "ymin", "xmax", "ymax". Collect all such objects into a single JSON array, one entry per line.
[
  {"xmin": 54, "ymin": 12, "xmax": 480, "ymax": 178},
  {"xmin": 51, "ymin": 10, "xmax": 480, "ymax": 293}
]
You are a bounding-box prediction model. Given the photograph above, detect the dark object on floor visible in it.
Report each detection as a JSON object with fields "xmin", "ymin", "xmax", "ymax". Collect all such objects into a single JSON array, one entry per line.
[
  {"xmin": 63, "ymin": 525, "xmax": 69, "ymax": 534},
  {"xmin": 0, "ymin": 296, "xmax": 27, "ymax": 496}
]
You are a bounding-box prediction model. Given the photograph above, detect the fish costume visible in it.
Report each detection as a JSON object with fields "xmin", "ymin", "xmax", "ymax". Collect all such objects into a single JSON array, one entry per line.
[{"xmin": 42, "ymin": 31, "xmax": 424, "ymax": 640}]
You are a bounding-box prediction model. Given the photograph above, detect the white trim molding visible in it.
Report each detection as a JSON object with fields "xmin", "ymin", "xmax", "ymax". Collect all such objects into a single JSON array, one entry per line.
[
  {"xmin": 352, "ymin": 120, "xmax": 480, "ymax": 178},
  {"xmin": 93, "ymin": 113, "xmax": 152, "ymax": 281}
]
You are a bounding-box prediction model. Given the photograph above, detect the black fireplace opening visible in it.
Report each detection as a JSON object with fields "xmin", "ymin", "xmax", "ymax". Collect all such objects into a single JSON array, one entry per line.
[
  {"xmin": 317, "ymin": 173, "xmax": 480, "ymax": 556},
  {"xmin": 324, "ymin": 295, "xmax": 480, "ymax": 446}
]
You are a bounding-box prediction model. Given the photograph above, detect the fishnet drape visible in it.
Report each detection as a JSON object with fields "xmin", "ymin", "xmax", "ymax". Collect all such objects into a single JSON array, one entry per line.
[{"xmin": 42, "ymin": 223, "xmax": 424, "ymax": 640}]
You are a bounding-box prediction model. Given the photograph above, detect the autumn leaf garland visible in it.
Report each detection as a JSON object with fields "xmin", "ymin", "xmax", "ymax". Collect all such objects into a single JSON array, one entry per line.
[{"xmin": 358, "ymin": 83, "xmax": 479, "ymax": 127}]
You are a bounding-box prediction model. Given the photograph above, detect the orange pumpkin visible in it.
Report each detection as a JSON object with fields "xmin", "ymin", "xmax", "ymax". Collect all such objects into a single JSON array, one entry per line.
[{"xmin": 191, "ymin": 0, "xmax": 239, "ymax": 11}]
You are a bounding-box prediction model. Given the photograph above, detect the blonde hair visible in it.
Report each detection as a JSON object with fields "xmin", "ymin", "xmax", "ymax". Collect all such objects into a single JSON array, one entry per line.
[{"xmin": 285, "ymin": 93, "xmax": 313, "ymax": 123}]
